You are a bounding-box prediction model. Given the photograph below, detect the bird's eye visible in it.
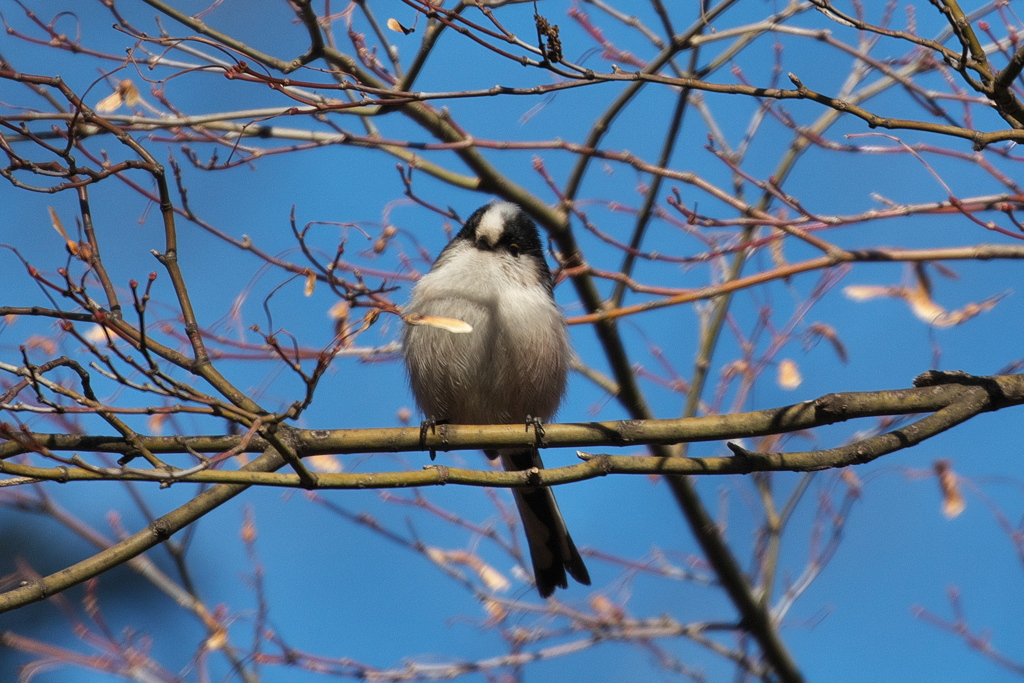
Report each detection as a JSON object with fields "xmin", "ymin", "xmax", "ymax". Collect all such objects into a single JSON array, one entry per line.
[{"xmin": 508, "ymin": 243, "xmax": 521, "ymax": 257}]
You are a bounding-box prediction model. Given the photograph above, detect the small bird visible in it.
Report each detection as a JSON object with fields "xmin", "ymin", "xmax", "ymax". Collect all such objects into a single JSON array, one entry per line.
[{"xmin": 402, "ymin": 201, "xmax": 590, "ymax": 598}]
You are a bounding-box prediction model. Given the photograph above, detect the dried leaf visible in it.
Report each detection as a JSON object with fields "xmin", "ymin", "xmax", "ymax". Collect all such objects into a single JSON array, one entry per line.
[
  {"xmin": 361, "ymin": 308, "xmax": 380, "ymax": 328},
  {"xmin": 777, "ymin": 358, "xmax": 802, "ymax": 389},
  {"xmin": 120, "ymin": 79, "xmax": 140, "ymax": 106},
  {"xmin": 846, "ymin": 264, "xmax": 1002, "ymax": 329},
  {"xmin": 328, "ymin": 301, "xmax": 350, "ymax": 320},
  {"xmin": 450, "ymin": 551, "xmax": 509, "ymax": 591},
  {"xmin": 482, "ymin": 598, "xmax": 507, "ymax": 625},
  {"xmin": 95, "ymin": 90, "xmax": 123, "ymax": 113},
  {"xmin": 590, "ymin": 594, "xmax": 625, "ymax": 622},
  {"xmin": 931, "ymin": 291, "xmax": 1008, "ymax": 328},
  {"xmin": 307, "ymin": 454, "xmax": 343, "ymax": 474},
  {"xmin": 48, "ymin": 206, "xmax": 79, "ymax": 256},
  {"xmin": 806, "ymin": 322, "xmax": 848, "ymax": 363},
  {"xmin": 85, "ymin": 324, "xmax": 109, "ymax": 343},
  {"xmin": 95, "ymin": 80, "xmax": 140, "ymax": 112},
  {"xmin": 337, "ymin": 308, "xmax": 382, "ymax": 348},
  {"xmin": 934, "ymin": 460, "xmax": 965, "ymax": 519},
  {"xmin": 475, "ymin": 560, "xmax": 511, "ymax": 592},
  {"xmin": 905, "ymin": 277, "xmax": 946, "ymax": 324},
  {"xmin": 404, "ymin": 312, "xmax": 473, "ymax": 334},
  {"xmin": 240, "ymin": 507, "xmax": 257, "ymax": 545},
  {"xmin": 25, "ymin": 334, "xmax": 57, "ymax": 355},
  {"xmin": 304, "ymin": 270, "xmax": 317, "ymax": 297},
  {"xmin": 329, "ymin": 300, "xmax": 350, "ymax": 339},
  {"xmin": 912, "ymin": 262, "xmax": 933, "ymax": 296},
  {"xmin": 422, "ymin": 547, "xmax": 509, "ymax": 591},
  {"xmin": 147, "ymin": 413, "xmax": 167, "ymax": 436},
  {"xmin": 386, "ymin": 17, "xmax": 414, "ymax": 34},
  {"xmin": 843, "ymin": 284, "xmax": 895, "ymax": 301}
]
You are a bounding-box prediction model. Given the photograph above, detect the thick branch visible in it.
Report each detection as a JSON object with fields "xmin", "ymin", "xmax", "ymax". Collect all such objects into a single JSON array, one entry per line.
[
  {"xmin": 2, "ymin": 374, "xmax": 1020, "ymax": 484},
  {"xmin": 0, "ymin": 377, "xmax": 1008, "ymax": 455}
]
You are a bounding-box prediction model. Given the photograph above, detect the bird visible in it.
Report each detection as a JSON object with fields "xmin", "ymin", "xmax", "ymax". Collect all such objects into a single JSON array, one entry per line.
[{"xmin": 402, "ymin": 201, "xmax": 590, "ymax": 598}]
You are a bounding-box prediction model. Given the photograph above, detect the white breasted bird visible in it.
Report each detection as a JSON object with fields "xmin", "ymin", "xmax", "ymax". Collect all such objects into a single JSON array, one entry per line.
[{"xmin": 402, "ymin": 201, "xmax": 590, "ymax": 598}]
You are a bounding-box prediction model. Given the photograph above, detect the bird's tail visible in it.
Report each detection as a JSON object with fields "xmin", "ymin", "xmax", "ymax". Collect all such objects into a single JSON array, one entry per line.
[{"xmin": 494, "ymin": 448, "xmax": 591, "ymax": 598}]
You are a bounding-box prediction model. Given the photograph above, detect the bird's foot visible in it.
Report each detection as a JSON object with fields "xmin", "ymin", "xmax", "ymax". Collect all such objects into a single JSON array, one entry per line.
[
  {"xmin": 525, "ymin": 415, "xmax": 546, "ymax": 448},
  {"xmin": 419, "ymin": 416, "xmax": 450, "ymax": 461}
]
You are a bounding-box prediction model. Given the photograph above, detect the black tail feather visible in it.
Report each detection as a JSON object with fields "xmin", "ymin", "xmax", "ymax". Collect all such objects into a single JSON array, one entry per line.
[{"xmin": 493, "ymin": 448, "xmax": 590, "ymax": 598}]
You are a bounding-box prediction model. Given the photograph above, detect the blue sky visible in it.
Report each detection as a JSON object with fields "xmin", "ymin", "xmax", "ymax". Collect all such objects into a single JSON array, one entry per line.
[{"xmin": 1, "ymin": 1, "xmax": 1024, "ymax": 681}]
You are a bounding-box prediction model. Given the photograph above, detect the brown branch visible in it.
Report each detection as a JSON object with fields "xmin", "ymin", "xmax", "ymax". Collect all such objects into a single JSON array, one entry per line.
[
  {"xmin": 1, "ymin": 373, "xmax": 1020, "ymax": 475},
  {"xmin": 569, "ymin": 244, "xmax": 1024, "ymax": 325}
]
